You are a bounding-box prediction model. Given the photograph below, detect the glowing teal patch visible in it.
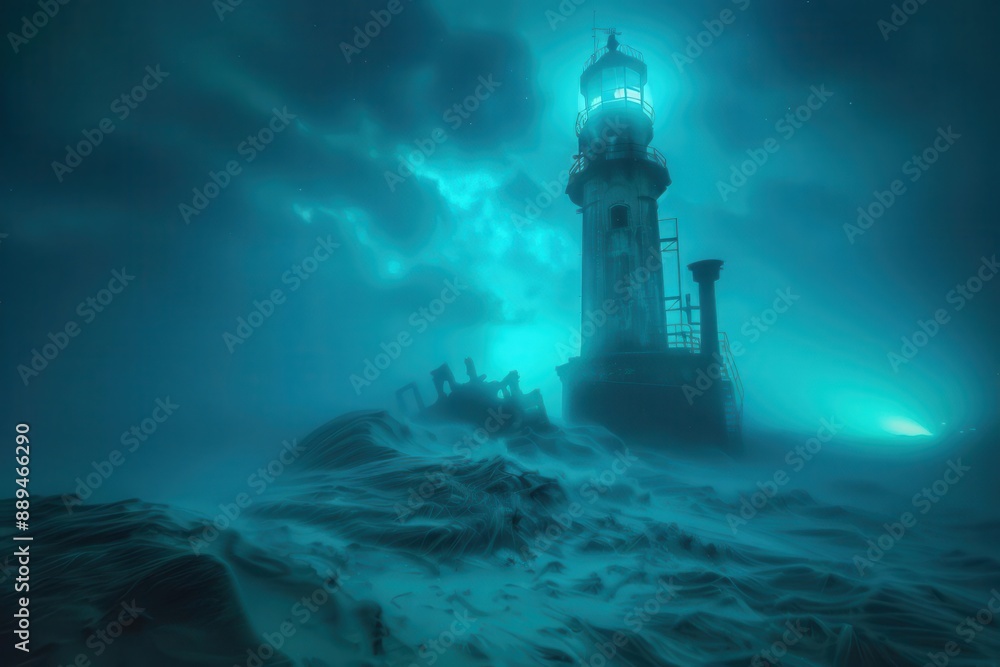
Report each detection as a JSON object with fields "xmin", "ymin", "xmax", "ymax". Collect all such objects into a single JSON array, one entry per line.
[
  {"xmin": 881, "ymin": 416, "xmax": 932, "ymax": 437},
  {"xmin": 819, "ymin": 387, "xmax": 940, "ymax": 449},
  {"xmin": 293, "ymin": 203, "xmax": 313, "ymax": 224}
]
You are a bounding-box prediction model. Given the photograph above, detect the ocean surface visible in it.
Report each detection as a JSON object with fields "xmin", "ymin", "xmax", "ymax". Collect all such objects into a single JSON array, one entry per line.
[{"xmin": 4, "ymin": 411, "xmax": 999, "ymax": 666}]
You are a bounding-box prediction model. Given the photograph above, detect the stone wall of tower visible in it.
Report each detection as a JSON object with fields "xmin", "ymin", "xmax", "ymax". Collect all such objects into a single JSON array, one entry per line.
[{"xmin": 579, "ymin": 161, "xmax": 667, "ymax": 357}]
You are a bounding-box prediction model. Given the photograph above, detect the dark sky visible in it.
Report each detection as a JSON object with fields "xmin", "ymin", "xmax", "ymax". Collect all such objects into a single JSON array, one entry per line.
[{"xmin": 2, "ymin": 0, "xmax": 997, "ymax": 503}]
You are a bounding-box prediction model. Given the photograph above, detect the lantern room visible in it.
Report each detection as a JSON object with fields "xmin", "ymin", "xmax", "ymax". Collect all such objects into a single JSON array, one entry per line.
[{"xmin": 576, "ymin": 32, "xmax": 655, "ymax": 145}]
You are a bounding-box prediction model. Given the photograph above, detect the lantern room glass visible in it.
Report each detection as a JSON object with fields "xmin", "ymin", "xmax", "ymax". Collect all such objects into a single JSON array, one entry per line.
[{"xmin": 586, "ymin": 66, "xmax": 643, "ymax": 110}]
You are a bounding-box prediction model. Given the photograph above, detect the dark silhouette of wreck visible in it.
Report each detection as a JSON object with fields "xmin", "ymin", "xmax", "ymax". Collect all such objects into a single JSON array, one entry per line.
[{"xmin": 396, "ymin": 357, "xmax": 549, "ymax": 432}]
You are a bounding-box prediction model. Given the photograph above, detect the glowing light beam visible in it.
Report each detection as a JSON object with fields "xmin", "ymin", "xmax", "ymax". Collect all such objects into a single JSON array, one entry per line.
[{"xmin": 881, "ymin": 416, "xmax": 932, "ymax": 437}]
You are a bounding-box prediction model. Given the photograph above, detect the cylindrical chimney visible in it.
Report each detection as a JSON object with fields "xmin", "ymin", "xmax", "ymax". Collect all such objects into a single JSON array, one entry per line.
[{"xmin": 688, "ymin": 259, "xmax": 724, "ymax": 359}]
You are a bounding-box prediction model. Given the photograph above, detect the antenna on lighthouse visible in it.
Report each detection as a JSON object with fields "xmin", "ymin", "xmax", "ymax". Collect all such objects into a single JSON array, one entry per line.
[
  {"xmin": 591, "ymin": 10, "xmax": 596, "ymax": 55},
  {"xmin": 591, "ymin": 12, "xmax": 621, "ymax": 57}
]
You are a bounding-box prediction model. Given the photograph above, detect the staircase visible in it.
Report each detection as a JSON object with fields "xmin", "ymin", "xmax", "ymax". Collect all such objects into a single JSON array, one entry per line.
[
  {"xmin": 721, "ymin": 381, "xmax": 741, "ymax": 436},
  {"xmin": 716, "ymin": 333, "xmax": 744, "ymax": 437}
]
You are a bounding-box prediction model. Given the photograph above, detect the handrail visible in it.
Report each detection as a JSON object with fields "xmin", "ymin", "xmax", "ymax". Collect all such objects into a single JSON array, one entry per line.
[
  {"xmin": 716, "ymin": 332, "xmax": 744, "ymax": 415},
  {"xmin": 665, "ymin": 324, "xmax": 698, "ymax": 350},
  {"xmin": 576, "ymin": 98, "xmax": 654, "ymax": 135},
  {"xmin": 583, "ymin": 43, "xmax": 645, "ymax": 71},
  {"xmin": 657, "ymin": 328, "xmax": 744, "ymax": 418},
  {"xmin": 569, "ymin": 144, "xmax": 667, "ymax": 176}
]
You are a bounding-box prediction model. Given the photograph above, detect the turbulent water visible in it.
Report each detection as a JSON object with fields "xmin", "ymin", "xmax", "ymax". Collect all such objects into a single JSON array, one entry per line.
[{"xmin": 4, "ymin": 411, "xmax": 999, "ymax": 667}]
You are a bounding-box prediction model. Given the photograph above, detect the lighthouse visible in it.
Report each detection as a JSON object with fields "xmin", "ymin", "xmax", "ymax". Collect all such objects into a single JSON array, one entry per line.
[
  {"xmin": 556, "ymin": 31, "xmax": 743, "ymax": 447},
  {"xmin": 567, "ymin": 31, "xmax": 671, "ymax": 357}
]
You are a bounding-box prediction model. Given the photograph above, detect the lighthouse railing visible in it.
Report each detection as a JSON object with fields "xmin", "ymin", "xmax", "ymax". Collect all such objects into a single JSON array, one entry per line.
[
  {"xmin": 576, "ymin": 98, "xmax": 655, "ymax": 135},
  {"xmin": 570, "ymin": 144, "xmax": 666, "ymax": 176},
  {"xmin": 583, "ymin": 43, "xmax": 645, "ymax": 70}
]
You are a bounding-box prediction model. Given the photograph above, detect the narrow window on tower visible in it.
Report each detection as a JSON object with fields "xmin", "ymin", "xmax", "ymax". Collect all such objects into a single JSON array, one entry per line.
[{"xmin": 610, "ymin": 204, "xmax": 629, "ymax": 229}]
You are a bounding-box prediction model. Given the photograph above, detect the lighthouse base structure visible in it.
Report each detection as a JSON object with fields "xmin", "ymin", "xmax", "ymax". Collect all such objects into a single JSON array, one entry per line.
[{"xmin": 557, "ymin": 351, "xmax": 742, "ymax": 449}]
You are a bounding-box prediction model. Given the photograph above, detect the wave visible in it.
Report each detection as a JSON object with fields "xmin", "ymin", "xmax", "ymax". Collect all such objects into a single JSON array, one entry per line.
[{"xmin": 3, "ymin": 410, "xmax": 998, "ymax": 666}]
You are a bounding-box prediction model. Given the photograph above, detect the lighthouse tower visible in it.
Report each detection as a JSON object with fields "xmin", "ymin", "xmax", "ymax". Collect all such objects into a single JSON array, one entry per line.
[
  {"xmin": 567, "ymin": 31, "xmax": 671, "ymax": 357},
  {"xmin": 557, "ymin": 32, "xmax": 743, "ymax": 447}
]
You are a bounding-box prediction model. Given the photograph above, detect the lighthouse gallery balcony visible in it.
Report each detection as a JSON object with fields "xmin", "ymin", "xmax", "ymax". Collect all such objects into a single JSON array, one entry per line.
[
  {"xmin": 576, "ymin": 97, "xmax": 655, "ymax": 136},
  {"xmin": 569, "ymin": 143, "xmax": 667, "ymax": 176}
]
